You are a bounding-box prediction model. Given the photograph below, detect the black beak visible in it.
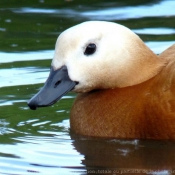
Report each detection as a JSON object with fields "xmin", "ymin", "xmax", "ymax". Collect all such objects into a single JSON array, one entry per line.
[{"xmin": 28, "ymin": 65, "xmax": 77, "ymax": 110}]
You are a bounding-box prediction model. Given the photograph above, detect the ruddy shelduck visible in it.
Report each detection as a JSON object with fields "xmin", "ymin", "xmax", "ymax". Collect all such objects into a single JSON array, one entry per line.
[{"xmin": 28, "ymin": 21, "xmax": 175, "ymax": 139}]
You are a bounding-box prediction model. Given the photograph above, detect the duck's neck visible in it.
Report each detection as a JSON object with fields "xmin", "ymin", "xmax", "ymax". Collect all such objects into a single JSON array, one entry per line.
[{"xmin": 117, "ymin": 39, "xmax": 167, "ymax": 88}]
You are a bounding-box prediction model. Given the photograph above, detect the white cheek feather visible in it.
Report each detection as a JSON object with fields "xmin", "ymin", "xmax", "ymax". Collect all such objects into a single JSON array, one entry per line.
[{"xmin": 51, "ymin": 57, "xmax": 63, "ymax": 70}]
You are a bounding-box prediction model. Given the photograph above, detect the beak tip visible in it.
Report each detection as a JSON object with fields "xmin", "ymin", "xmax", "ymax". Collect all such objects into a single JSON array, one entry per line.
[
  {"xmin": 29, "ymin": 105, "xmax": 37, "ymax": 110},
  {"xmin": 27, "ymin": 100, "xmax": 37, "ymax": 110}
]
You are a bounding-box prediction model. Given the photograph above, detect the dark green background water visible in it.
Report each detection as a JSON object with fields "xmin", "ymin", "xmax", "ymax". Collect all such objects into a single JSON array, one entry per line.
[{"xmin": 0, "ymin": 0, "xmax": 175, "ymax": 174}]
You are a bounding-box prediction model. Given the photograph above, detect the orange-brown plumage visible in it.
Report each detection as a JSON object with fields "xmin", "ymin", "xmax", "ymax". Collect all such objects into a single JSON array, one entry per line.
[
  {"xmin": 28, "ymin": 21, "xmax": 175, "ymax": 140},
  {"xmin": 70, "ymin": 44, "xmax": 175, "ymax": 139}
]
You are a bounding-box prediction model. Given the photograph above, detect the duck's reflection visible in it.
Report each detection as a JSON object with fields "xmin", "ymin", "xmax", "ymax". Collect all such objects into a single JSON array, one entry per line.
[{"xmin": 71, "ymin": 132, "xmax": 175, "ymax": 175}]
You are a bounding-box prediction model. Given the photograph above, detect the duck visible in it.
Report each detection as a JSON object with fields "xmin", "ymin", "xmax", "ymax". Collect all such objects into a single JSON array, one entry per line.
[{"xmin": 28, "ymin": 21, "xmax": 175, "ymax": 140}]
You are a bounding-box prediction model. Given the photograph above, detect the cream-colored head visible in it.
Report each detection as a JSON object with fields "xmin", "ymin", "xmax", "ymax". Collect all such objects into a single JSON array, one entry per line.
[{"xmin": 52, "ymin": 21, "xmax": 165, "ymax": 93}]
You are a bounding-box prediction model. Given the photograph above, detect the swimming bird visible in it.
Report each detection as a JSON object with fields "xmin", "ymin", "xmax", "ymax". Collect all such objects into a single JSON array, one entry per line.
[{"xmin": 28, "ymin": 21, "xmax": 175, "ymax": 139}]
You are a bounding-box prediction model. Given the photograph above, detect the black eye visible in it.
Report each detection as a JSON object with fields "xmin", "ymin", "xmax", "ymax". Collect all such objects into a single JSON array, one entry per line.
[{"xmin": 84, "ymin": 43, "xmax": 96, "ymax": 56}]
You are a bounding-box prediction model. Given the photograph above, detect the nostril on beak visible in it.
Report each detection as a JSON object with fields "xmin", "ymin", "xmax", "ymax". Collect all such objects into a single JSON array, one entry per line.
[
  {"xmin": 75, "ymin": 81, "xmax": 79, "ymax": 85},
  {"xmin": 54, "ymin": 80, "xmax": 61, "ymax": 88}
]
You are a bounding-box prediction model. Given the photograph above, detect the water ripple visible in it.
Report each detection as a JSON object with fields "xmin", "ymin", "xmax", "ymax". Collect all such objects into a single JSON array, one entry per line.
[
  {"xmin": 81, "ymin": 0, "xmax": 175, "ymax": 20},
  {"xmin": 0, "ymin": 67, "xmax": 49, "ymax": 88},
  {"xmin": 0, "ymin": 50, "xmax": 53, "ymax": 63},
  {"xmin": 10, "ymin": 0, "xmax": 175, "ymax": 21}
]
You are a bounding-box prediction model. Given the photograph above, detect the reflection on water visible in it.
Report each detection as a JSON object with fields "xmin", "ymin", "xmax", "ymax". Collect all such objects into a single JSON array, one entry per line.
[
  {"xmin": 81, "ymin": 0, "xmax": 175, "ymax": 20},
  {"xmin": 133, "ymin": 28, "xmax": 175, "ymax": 35},
  {"xmin": 0, "ymin": 0, "xmax": 175, "ymax": 174},
  {"xmin": 0, "ymin": 67, "xmax": 49, "ymax": 87},
  {"xmin": 72, "ymin": 135, "xmax": 175, "ymax": 175},
  {"xmin": 0, "ymin": 50, "xmax": 53, "ymax": 63}
]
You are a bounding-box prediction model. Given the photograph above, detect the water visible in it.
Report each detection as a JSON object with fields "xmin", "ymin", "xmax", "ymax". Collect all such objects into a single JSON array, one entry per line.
[{"xmin": 0, "ymin": 0, "xmax": 175, "ymax": 174}]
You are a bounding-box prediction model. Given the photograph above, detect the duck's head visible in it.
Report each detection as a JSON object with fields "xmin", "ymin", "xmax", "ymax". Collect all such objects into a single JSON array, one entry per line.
[{"xmin": 28, "ymin": 21, "xmax": 165, "ymax": 110}]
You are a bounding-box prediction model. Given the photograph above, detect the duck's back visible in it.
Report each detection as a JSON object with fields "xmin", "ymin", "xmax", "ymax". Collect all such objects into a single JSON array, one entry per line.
[{"xmin": 70, "ymin": 44, "xmax": 175, "ymax": 139}]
